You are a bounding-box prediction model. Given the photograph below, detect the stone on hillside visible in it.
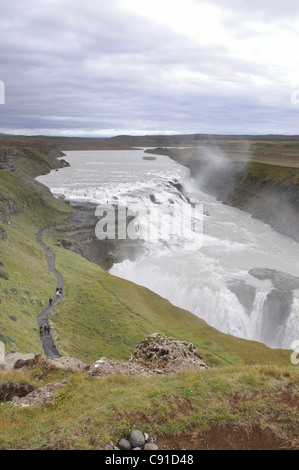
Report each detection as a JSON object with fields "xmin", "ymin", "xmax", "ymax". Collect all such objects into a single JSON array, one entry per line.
[
  {"xmin": 130, "ymin": 430, "xmax": 145, "ymax": 448},
  {"xmin": 144, "ymin": 443, "xmax": 159, "ymax": 451},
  {"xmin": 118, "ymin": 438, "xmax": 132, "ymax": 450}
]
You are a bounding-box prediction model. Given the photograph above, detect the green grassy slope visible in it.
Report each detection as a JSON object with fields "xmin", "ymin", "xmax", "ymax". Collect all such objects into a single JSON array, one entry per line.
[
  {"xmin": 0, "ymin": 162, "xmax": 72, "ymax": 352},
  {"xmin": 0, "ymin": 364, "xmax": 298, "ymax": 450}
]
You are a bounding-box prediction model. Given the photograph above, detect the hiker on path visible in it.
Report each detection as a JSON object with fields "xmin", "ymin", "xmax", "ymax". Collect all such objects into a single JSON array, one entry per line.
[
  {"xmin": 39, "ymin": 325, "xmax": 44, "ymax": 336},
  {"xmin": 49, "ymin": 298, "xmax": 53, "ymax": 306}
]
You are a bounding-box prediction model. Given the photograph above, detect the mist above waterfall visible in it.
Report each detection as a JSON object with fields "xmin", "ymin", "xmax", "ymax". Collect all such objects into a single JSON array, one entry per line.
[
  {"xmin": 188, "ymin": 145, "xmax": 250, "ymax": 202},
  {"xmin": 186, "ymin": 144, "xmax": 299, "ymax": 245}
]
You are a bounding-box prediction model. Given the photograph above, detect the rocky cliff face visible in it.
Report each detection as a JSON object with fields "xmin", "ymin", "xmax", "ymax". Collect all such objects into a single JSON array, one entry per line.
[
  {"xmin": 188, "ymin": 159, "xmax": 299, "ymax": 243},
  {"xmin": 227, "ymin": 165, "xmax": 299, "ymax": 243},
  {"xmin": 0, "ymin": 196, "xmax": 19, "ymax": 225},
  {"xmin": 0, "ymin": 138, "xmax": 69, "ymax": 240},
  {"xmin": 0, "ymin": 147, "xmax": 22, "ymax": 172}
]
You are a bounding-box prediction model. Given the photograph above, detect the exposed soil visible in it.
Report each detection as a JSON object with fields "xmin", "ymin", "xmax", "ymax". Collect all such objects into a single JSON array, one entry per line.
[
  {"xmin": 12, "ymin": 382, "xmax": 63, "ymax": 407},
  {"xmin": 28, "ymin": 421, "xmax": 296, "ymax": 450},
  {"xmin": 157, "ymin": 423, "xmax": 295, "ymax": 450},
  {"xmin": 0, "ymin": 381, "xmax": 35, "ymax": 403}
]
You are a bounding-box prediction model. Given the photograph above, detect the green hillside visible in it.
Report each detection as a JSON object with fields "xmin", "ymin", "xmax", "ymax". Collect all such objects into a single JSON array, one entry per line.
[{"xmin": 1, "ymin": 364, "xmax": 298, "ymax": 450}]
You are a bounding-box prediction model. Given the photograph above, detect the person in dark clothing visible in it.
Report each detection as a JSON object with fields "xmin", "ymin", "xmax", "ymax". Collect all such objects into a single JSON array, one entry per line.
[{"xmin": 49, "ymin": 298, "xmax": 53, "ymax": 306}]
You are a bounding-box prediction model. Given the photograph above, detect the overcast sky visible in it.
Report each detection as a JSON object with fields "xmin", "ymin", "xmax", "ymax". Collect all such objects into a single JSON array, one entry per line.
[{"xmin": 1, "ymin": 0, "xmax": 299, "ymax": 137}]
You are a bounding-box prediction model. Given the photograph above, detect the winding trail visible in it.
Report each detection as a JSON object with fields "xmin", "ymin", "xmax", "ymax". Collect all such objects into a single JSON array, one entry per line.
[{"xmin": 36, "ymin": 227, "xmax": 63, "ymax": 359}]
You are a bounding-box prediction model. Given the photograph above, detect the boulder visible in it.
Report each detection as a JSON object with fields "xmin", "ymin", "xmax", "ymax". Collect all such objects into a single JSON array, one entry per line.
[
  {"xmin": 118, "ymin": 439, "xmax": 132, "ymax": 450},
  {"xmin": 144, "ymin": 443, "xmax": 159, "ymax": 451},
  {"xmin": 129, "ymin": 430, "xmax": 145, "ymax": 448}
]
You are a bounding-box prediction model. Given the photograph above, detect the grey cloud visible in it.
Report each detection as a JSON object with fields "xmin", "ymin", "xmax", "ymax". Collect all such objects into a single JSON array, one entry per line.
[{"xmin": 0, "ymin": 0, "xmax": 298, "ymax": 136}]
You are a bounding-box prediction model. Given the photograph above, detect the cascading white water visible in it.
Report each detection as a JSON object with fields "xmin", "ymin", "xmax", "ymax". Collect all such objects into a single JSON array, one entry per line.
[
  {"xmin": 250, "ymin": 290, "xmax": 269, "ymax": 340},
  {"xmin": 278, "ymin": 296, "xmax": 299, "ymax": 349},
  {"xmin": 37, "ymin": 149, "xmax": 299, "ymax": 349}
]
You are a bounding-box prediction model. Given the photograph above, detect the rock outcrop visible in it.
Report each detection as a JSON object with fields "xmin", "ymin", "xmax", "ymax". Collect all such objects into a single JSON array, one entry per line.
[
  {"xmin": 0, "ymin": 147, "xmax": 21, "ymax": 172},
  {"xmin": 89, "ymin": 334, "xmax": 208, "ymax": 378},
  {"xmin": 0, "ymin": 196, "xmax": 19, "ymax": 225},
  {"xmin": 0, "ymin": 226, "xmax": 8, "ymax": 240},
  {"xmin": 129, "ymin": 333, "xmax": 208, "ymax": 374}
]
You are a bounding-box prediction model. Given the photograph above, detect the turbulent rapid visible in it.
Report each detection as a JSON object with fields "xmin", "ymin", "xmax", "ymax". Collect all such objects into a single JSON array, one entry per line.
[{"xmin": 37, "ymin": 149, "xmax": 299, "ymax": 349}]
